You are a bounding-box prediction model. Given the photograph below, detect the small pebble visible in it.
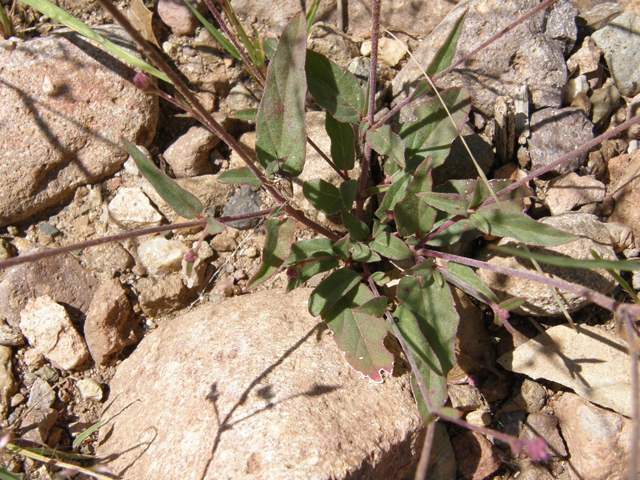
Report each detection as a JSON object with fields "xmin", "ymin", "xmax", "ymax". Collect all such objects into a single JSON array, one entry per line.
[
  {"xmin": 76, "ymin": 378, "xmax": 103, "ymax": 402},
  {"xmin": 10, "ymin": 393, "xmax": 25, "ymax": 407},
  {"xmin": 38, "ymin": 222, "xmax": 60, "ymax": 237},
  {"xmin": 35, "ymin": 365, "xmax": 59, "ymax": 384}
]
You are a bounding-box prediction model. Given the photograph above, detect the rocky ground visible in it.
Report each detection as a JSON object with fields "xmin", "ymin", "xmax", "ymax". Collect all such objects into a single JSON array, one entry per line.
[{"xmin": 0, "ymin": 0, "xmax": 639, "ymax": 479}]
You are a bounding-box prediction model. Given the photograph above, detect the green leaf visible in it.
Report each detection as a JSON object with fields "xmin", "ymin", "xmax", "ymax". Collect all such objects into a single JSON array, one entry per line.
[
  {"xmin": 470, "ymin": 211, "xmax": 577, "ymax": 246},
  {"xmin": 325, "ymin": 112, "xmax": 356, "ymax": 171},
  {"xmin": 355, "ymin": 297, "xmax": 388, "ymax": 317},
  {"xmin": 498, "ymin": 297, "xmax": 526, "ymax": 312},
  {"xmin": 0, "ymin": 466, "xmax": 22, "ymax": 480},
  {"xmin": 303, "ymin": 179, "xmax": 344, "ymax": 215},
  {"xmin": 403, "ymin": 259, "xmax": 435, "ymax": 277},
  {"xmin": 22, "ymin": 0, "xmax": 170, "ymax": 82},
  {"xmin": 444, "ymin": 262, "xmax": 499, "ymax": 305},
  {"xmin": 375, "ymin": 170, "xmax": 412, "ymax": 220},
  {"xmin": 332, "ymin": 234, "xmax": 351, "ymax": 260},
  {"xmin": 366, "ymin": 125, "xmax": 406, "ymax": 168},
  {"xmin": 309, "ymin": 268, "xmax": 362, "ymax": 316},
  {"xmin": 286, "ymin": 238, "xmax": 335, "ymax": 265},
  {"xmin": 123, "ymin": 139, "xmax": 203, "ymax": 219},
  {"xmin": 287, "ymin": 258, "xmax": 339, "ymax": 292},
  {"xmin": 217, "ymin": 167, "xmax": 262, "ymax": 187},
  {"xmin": 397, "ymin": 87, "xmax": 471, "ymax": 169},
  {"xmin": 369, "ymin": 232, "xmax": 413, "ymax": 260},
  {"xmin": 230, "ymin": 109, "xmax": 257, "ymax": 120},
  {"xmin": 322, "ymin": 284, "xmax": 394, "ymax": 383},
  {"xmin": 394, "ymin": 158, "xmax": 437, "ymax": 237},
  {"xmin": 417, "ymin": 192, "xmax": 468, "ymax": 217},
  {"xmin": 246, "ymin": 218, "xmax": 296, "ymax": 290},
  {"xmin": 371, "ymin": 271, "xmax": 390, "ymax": 285},
  {"xmin": 72, "ymin": 420, "xmax": 106, "ymax": 449},
  {"xmin": 342, "ymin": 211, "xmax": 370, "ymax": 242},
  {"xmin": 183, "ymin": 0, "xmax": 242, "ymax": 61},
  {"xmin": 256, "ymin": 13, "xmax": 307, "ymax": 177},
  {"xmin": 397, "ymin": 275, "xmax": 459, "ymax": 374},
  {"xmin": 263, "ymin": 38, "xmax": 278, "ymax": 59},
  {"xmin": 306, "ymin": 49, "xmax": 364, "ymax": 123},
  {"xmin": 206, "ymin": 218, "xmax": 225, "ymax": 235},
  {"xmin": 394, "ymin": 304, "xmax": 443, "ymax": 375},
  {"xmin": 340, "ymin": 180, "xmax": 358, "ymax": 210},
  {"xmin": 493, "ymin": 246, "xmax": 640, "ymax": 272},
  {"xmin": 426, "ymin": 216, "xmax": 481, "ymax": 246},
  {"xmin": 350, "ymin": 243, "xmax": 381, "ymax": 262},
  {"xmin": 427, "ymin": 9, "xmax": 467, "ymax": 78},
  {"xmin": 411, "ymin": 360, "xmax": 447, "ymax": 421},
  {"xmin": 305, "ymin": 0, "xmax": 322, "ymax": 32}
]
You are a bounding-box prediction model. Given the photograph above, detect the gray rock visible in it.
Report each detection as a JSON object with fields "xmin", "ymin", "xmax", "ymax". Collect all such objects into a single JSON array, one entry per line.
[
  {"xmin": 544, "ymin": 172, "xmax": 605, "ymax": 215},
  {"xmin": 107, "ymin": 187, "xmax": 163, "ymax": 229},
  {"xmin": 447, "ymin": 384, "xmax": 486, "ymax": 411},
  {"xmin": 589, "ymin": 82, "xmax": 620, "ymax": 125},
  {"xmin": 592, "ymin": 12, "xmax": 640, "ymax": 97},
  {"xmin": 0, "ymin": 321, "xmax": 24, "ymax": 346},
  {"xmin": 225, "ymin": 84, "xmax": 260, "ymax": 113},
  {"xmin": 163, "ymin": 125, "xmax": 220, "ymax": 178},
  {"xmin": 520, "ymin": 413, "xmax": 567, "ymax": 458},
  {"xmin": 20, "ymin": 408, "xmax": 57, "ymax": 446},
  {"xmin": 0, "ymin": 253, "xmax": 99, "ymax": 329},
  {"xmin": 0, "ymin": 31, "xmax": 158, "ymax": 227},
  {"xmin": 545, "ymin": 0, "xmax": 578, "ymax": 55},
  {"xmin": 34, "ymin": 365, "xmax": 59, "ymax": 384},
  {"xmin": 0, "ymin": 345, "xmax": 13, "ymax": 418},
  {"xmin": 309, "ymin": 27, "xmax": 359, "ymax": 68},
  {"xmin": 81, "ymin": 242, "xmax": 134, "ymax": 279},
  {"xmin": 432, "ymin": 126, "xmax": 494, "ymax": 186},
  {"xmin": 84, "ymin": 279, "xmax": 136, "ymax": 366},
  {"xmin": 19, "ymin": 296, "xmax": 90, "ymax": 371},
  {"xmin": 476, "ymin": 213, "xmax": 617, "ymax": 316},
  {"xmin": 520, "ymin": 107, "xmax": 593, "ymax": 175},
  {"xmin": 222, "ymin": 186, "xmax": 263, "ymax": 230},
  {"xmin": 76, "ymin": 378, "xmax": 103, "ymax": 402},
  {"xmin": 391, "ymin": 0, "xmax": 567, "ymax": 118},
  {"xmin": 0, "ymin": 238, "xmax": 11, "ymax": 261},
  {"xmin": 157, "ymin": 0, "xmax": 206, "ymax": 36},
  {"xmin": 556, "ymin": 393, "xmax": 637, "ymax": 480},
  {"xmin": 137, "ymin": 237, "xmax": 188, "ymax": 277},
  {"xmin": 579, "ymin": 2, "xmax": 622, "ymax": 30},
  {"xmin": 96, "ymin": 289, "xmax": 423, "ymax": 479},
  {"xmin": 27, "ymin": 377, "xmax": 55, "ymax": 410}
]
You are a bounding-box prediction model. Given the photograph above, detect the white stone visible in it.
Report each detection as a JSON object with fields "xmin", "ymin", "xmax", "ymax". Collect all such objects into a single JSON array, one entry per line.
[
  {"xmin": 76, "ymin": 378, "xmax": 103, "ymax": 402},
  {"xmin": 19, "ymin": 296, "xmax": 89, "ymax": 370},
  {"xmin": 0, "ymin": 345, "xmax": 13, "ymax": 417},
  {"xmin": 107, "ymin": 187, "xmax": 163, "ymax": 229},
  {"xmin": 544, "ymin": 172, "xmax": 605, "ymax": 215},
  {"xmin": 564, "ymin": 75, "xmax": 589, "ymax": 105},
  {"xmin": 137, "ymin": 236, "xmax": 188, "ymax": 277}
]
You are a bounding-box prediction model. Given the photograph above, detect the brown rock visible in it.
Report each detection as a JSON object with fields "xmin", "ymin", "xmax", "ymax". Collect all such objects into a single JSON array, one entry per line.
[
  {"xmin": 516, "ymin": 459, "xmax": 555, "ymax": 480},
  {"xmin": 500, "ymin": 379, "xmax": 546, "ymax": 414},
  {"xmin": 157, "ymin": 0, "xmax": 206, "ymax": 36},
  {"xmin": 452, "ymin": 431, "xmax": 503, "ymax": 480},
  {"xmin": 609, "ymin": 150, "xmax": 640, "ymax": 247},
  {"xmin": 544, "ymin": 172, "xmax": 605, "ymax": 215},
  {"xmin": 19, "ymin": 296, "xmax": 90, "ymax": 371},
  {"xmin": 97, "ymin": 289, "xmax": 423, "ymax": 479},
  {"xmin": 163, "ymin": 125, "xmax": 220, "ymax": 178},
  {"xmin": 136, "ymin": 275, "xmax": 187, "ymax": 317},
  {"xmin": 481, "ymin": 372, "xmax": 515, "ymax": 403},
  {"xmin": 0, "ymin": 30, "xmax": 158, "ymax": 227},
  {"xmin": 520, "ymin": 413, "xmax": 567, "ymax": 458},
  {"xmin": 0, "ymin": 253, "xmax": 99, "ymax": 329},
  {"xmin": 84, "ymin": 280, "xmax": 136, "ymax": 366},
  {"xmin": 20, "ymin": 408, "xmax": 58, "ymax": 446},
  {"xmin": 0, "ymin": 345, "xmax": 13, "ymax": 418},
  {"xmin": 555, "ymin": 393, "xmax": 638, "ymax": 480}
]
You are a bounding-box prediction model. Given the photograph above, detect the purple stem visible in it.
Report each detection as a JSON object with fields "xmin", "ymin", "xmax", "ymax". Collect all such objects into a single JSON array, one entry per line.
[
  {"xmin": 414, "ymin": 421, "xmax": 435, "ymax": 480},
  {"xmin": 417, "ymin": 215, "xmax": 466, "ymax": 248},
  {"xmin": 97, "ymin": 0, "xmax": 340, "ymax": 242}
]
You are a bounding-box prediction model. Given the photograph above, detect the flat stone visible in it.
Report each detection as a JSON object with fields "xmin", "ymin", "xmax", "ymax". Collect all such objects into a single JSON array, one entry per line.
[
  {"xmin": 392, "ymin": 0, "xmax": 568, "ymax": 118},
  {"xmin": 137, "ymin": 237, "xmax": 188, "ymax": 277},
  {"xmin": 0, "ymin": 345, "xmax": 13, "ymax": 418},
  {"xmin": 20, "ymin": 408, "xmax": 58, "ymax": 446},
  {"xmin": 544, "ymin": 172, "xmax": 605, "ymax": 215},
  {"xmin": 107, "ymin": 187, "xmax": 163, "ymax": 230},
  {"xmin": 84, "ymin": 279, "xmax": 136, "ymax": 366},
  {"xmin": 0, "ymin": 253, "xmax": 99, "ymax": 329},
  {"xmin": 76, "ymin": 378, "xmax": 103, "ymax": 402},
  {"xmin": 555, "ymin": 393, "xmax": 638, "ymax": 480},
  {"xmin": 522, "ymin": 107, "xmax": 593, "ymax": 175},
  {"xmin": 592, "ymin": 12, "xmax": 640, "ymax": 97},
  {"xmin": 448, "ymin": 384, "xmax": 486, "ymax": 411},
  {"xmin": 96, "ymin": 289, "xmax": 423, "ymax": 479},
  {"xmin": 0, "ymin": 321, "xmax": 24, "ymax": 346},
  {"xmin": 163, "ymin": 125, "xmax": 220, "ymax": 178},
  {"xmin": 136, "ymin": 275, "xmax": 187, "ymax": 317},
  {"xmin": 157, "ymin": 0, "xmax": 206, "ymax": 36},
  {"xmin": 476, "ymin": 213, "xmax": 616, "ymax": 316},
  {"xmin": 546, "ymin": 0, "xmax": 578, "ymax": 55},
  {"xmin": 222, "ymin": 186, "xmax": 263, "ymax": 230},
  {"xmin": 27, "ymin": 377, "xmax": 55, "ymax": 410},
  {"xmin": 579, "ymin": 2, "xmax": 623, "ymax": 29},
  {"xmin": 81, "ymin": 242, "xmax": 134, "ymax": 280},
  {"xmin": 0, "ymin": 29, "xmax": 158, "ymax": 227},
  {"xmin": 19, "ymin": 296, "xmax": 90, "ymax": 371}
]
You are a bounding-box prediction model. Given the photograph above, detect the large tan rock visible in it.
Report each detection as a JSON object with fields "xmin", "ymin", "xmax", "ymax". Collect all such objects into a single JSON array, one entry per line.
[{"xmin": 97, "ymin": 288, "xmax": 423, "ymax": 479}]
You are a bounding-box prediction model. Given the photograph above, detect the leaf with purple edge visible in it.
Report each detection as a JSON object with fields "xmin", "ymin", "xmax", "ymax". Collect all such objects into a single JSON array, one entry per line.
[
  {"xmin": 369, "ymin": 232, "xmax": 413, "ymax": 260},
  {"xmin": 246, "ymin": 217, "xmax": 296, "ymax": 290},
  {"xmin": 303, "ymin": 179, "xmax": 344, "ymax": 215},
  {"xmin": 309, "ymin": 268, "xmax": 362, "ymax": 316},
  {"xmin": 322, "ymin": 283, "xmax": 394, "ymax": 383},
  {"xmin": 366, "ymin": 124, "xmax": 406, "ymax": 168},
  {"xmin": 325, "ymin": 113, "xmax": 356, "ymax": 171},
  {"xmin": 394, "ymin": 157, "xmax": 437, "ymax": 237}
]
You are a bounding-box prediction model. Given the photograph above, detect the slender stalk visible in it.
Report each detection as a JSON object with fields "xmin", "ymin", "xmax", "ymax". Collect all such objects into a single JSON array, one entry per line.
[
  {"xmin": 97, "ymin": 0, "xmax": 339, "ymax": 242},
  {"xmin": 422, "ymin": 249, "xmax": 640, "ymax": 318},
  {"xmin": 356, "ymin": 0, "xmax": 381, "ymax": 219},
  {"xmin": 414, "ymin": 421, "xmax": 435, "ymax": 480},
  {"xmin": 417, "ymin": 215, "xmax": 466, "ymax": 247},
  {"xmin": 204, "ymin": 0, "xmax": 266, "ymax": 85},
  {"xmin": 479, "ymin": 113, "xmax": 640, "ymax": 209}
]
